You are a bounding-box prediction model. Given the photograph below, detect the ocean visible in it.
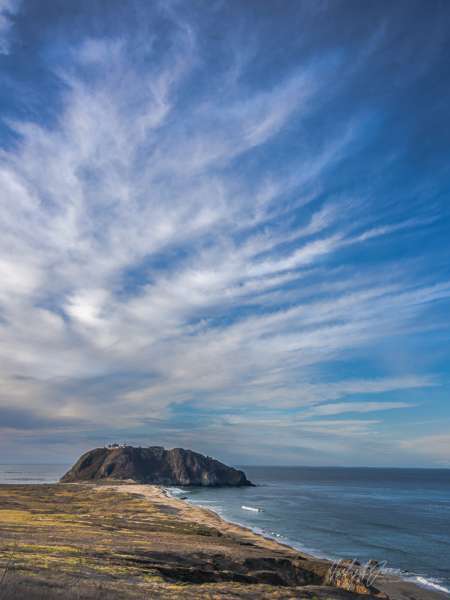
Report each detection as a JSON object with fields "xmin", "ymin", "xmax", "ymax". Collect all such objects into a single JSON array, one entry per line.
[{"xmin": 1, "ymin": 464, "xmax": 449, "ymax": 594}]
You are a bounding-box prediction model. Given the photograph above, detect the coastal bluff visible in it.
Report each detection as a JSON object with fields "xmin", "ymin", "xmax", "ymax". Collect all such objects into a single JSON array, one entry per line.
[{"xmin": 60, "ymin": 445, "xmax": 253, "ymax": 486}]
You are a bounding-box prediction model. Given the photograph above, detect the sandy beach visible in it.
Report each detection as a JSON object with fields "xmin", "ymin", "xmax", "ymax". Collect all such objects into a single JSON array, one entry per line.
[{"xmin": 112, "ymin": 484, "xmax": 303, "ymax": 556}]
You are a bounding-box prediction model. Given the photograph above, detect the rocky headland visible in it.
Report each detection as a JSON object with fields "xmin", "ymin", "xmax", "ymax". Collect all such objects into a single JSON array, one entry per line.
[{"xmin": 60, "ymin": 445, "xmax": 253, "ymax": 487}]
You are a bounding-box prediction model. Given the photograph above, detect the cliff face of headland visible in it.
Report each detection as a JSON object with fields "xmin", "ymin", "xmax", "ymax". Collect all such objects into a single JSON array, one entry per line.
[{"xmin": 60, "ymin": 445, "xmax": 253, "ymax": 486}]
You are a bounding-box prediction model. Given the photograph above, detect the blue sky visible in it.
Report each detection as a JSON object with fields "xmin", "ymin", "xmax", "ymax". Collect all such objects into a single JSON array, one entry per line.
[{"xmin": 0, "ymin": 0, "xmax": 449, "ymax": 466}]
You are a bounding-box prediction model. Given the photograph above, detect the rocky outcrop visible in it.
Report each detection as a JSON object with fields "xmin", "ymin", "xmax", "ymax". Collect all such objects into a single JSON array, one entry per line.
[{"xmin": 60, "ymin": 446, "xmax": 253, "ymax": 486}]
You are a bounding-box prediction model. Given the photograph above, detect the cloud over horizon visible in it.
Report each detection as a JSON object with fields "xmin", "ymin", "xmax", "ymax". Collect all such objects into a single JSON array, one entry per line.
[{"xmin": 1, "ymin": 0, "xmax": 449, "ymax": 466}]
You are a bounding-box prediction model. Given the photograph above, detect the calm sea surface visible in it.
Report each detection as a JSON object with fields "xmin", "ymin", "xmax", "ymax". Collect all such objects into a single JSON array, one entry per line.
[{"xmin": 1, "ymin": 464, "xmax": 449, "ymax": 593}]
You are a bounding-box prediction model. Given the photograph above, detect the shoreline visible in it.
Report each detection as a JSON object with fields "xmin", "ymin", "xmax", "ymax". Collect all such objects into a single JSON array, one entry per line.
[
  {"xmin": 107, "ymin": 483, "xmax": 308, "ymax": 558},
  {"xmin": 164, "ymin": 486, "xmax": 328, "ymax": 558},
  {"xmin": 149, "ymin": 484, "xmax": 449, "ymax": 600},
  {"xmin": 162, "ymin": 485, "xmax": 312, "ymax": 556}
]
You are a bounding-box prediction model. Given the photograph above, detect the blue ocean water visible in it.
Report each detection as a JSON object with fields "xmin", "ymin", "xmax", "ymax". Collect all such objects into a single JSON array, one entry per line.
[
  {"xmin": 1, "ymin": 464, "xmax": 449, "ymax": 593},
  {"xmin": 0, "ymin": 464, "xmax": 68, "ymax": 484}
]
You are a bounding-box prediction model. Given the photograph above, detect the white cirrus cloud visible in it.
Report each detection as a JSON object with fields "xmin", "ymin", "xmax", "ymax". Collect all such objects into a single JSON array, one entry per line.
[{"xmin": 0, "ymin": 10, "xmax": 448, "ymax": 465}]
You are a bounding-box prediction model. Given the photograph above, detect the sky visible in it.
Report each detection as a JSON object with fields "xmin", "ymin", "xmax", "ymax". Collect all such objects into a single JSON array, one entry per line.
[{"xmin": 0, "ymin": 0, "xmax": 450, "ymax": 467}]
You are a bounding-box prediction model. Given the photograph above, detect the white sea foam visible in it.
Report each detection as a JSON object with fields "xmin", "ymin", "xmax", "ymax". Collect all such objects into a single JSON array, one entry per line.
[
  {"xmin": 370, "ymin": 566, "xmax": 450, "ymax": 596},
  {"xmin": 414, "ymin": 576, "xmax": 450, "ymax": 594},
  {"xmin": 166, "ymin": 487, "xmax": 186, "ymax": 495}
]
